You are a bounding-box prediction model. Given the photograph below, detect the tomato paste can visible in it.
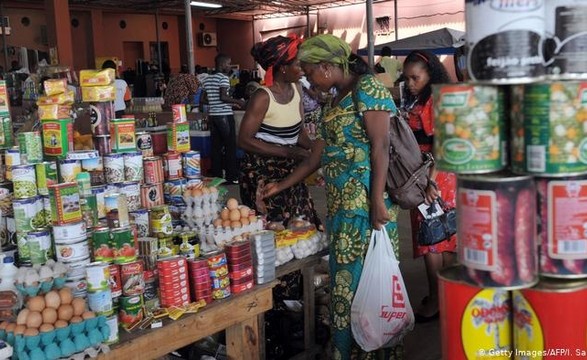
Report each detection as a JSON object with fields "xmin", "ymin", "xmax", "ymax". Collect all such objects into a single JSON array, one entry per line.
[
  {"xmin": 104, "ymin": 315, "xmax": 119, "ymax": 344},
  {"xmin": 89, "ymin": 102, "xmax": 113, "ymax": 136},
  {"xmin": 81, "ymin": 157, "xmax": 105, "ymax": 186},
  {"xmin": 119, "ymin": 181, "xmax": 141, "ymax": 212},
  {"xmin": 123, "ymin": 151, "xmax": 143, "ymax": 183},
  {"xmin": 111, "ymin": 226, "xmax": 137, "ymax": 264},
  {"xmin": 136, "ymin": 132, "xmax": 153, "ymax": 158},
  {"xmin": 118, "ymin": 294, "xmax": 144, "ymax": 329},
  {"xmin": 167, "ymin": 122, "xmax": 190, "ymax": 153},
  {"xmin": 53, "ymin": 221, "xmax": 86, "ymax": 242},
  {"xmin": 104, "ymin": 192, "xmax": 129, "ymax": 228},
  {"xmin": 163, "ymin": 151, "xmax": 182, "ymax": 180},
  {"xmin": 109, "ymin": 263, "xmax": 122, "ymax": 298},
  {"xmin": 58, "ymin": 159, "xmax": 81, "ymax": 183},
  {"xmin": 48, "ymin": 182, "xmax": 82, "ymax": 225},
  {"xmin": 439, "ymin": 266, "xmax": 512, "ymax": 360},
  {"xmin": 103, "ymin": 153, "xmax": 125, "ymax": 183},
  {"xmin": 518, "ymin": 82, "xmax": 587, "ymax": 175},
  {"xmin": 93, "ymin": 135, "xmax": 111, "ymax": 156},
  {"xmin": 91, "ymin": 185, "xmax": 106, "ymax": 218},
  {"xmin": 12, "ymin": 164, "xmax": 37, "ymax": 198},
  {"xmin": 129, "ymin": 209, "xmax": 150, "ymax": 238},
  {"xmin": 55, "ymin": 237, "xmax": 90, "ymax": 262},
  {"xmin": 513, "ymin": 279, "xmax": 587, "ymax": 358},
  {"xmin": 183, "ymin": 151, "xmax": 201, "ymax": 179},
  {"xmin": 536, "ymin": 175, "xmax": 587, "ymax": 278},
  {"xmin": 109, "ymin": 118, "xmax": 136, "ymax": 153},
  {"xmin": 120, "ymin": 260, "xmax": 145, "ymax": 296},
  {"xmin": 17, "ymin": 131, "xmax": 43, "ymax": 164},
  {"xmin": 544, "ymin": 1, "xmax": 587, "ymax": 79},
  {"xmin": 35, "ymin": 161, "xmax": 58, "ymax": 195},
  {"xmin": 41, "ymin": 118, "xmax": 73, "ymax": 159},
  {"xmin": 143, "ymin": 156, "xmax": 164, "ymax": 184},
  {"xmin": 141, "ymin": 183, "xmax": 164, "ymax": 209},
  {"xmin": 458, "ymin": 173, "xmax": 538, "ymax": 289},
  {"xmin": 5, "ymin": 147, "xmax": 20, "ymax": 181},
  {"xmin": 91, "ymin": 226, "xmax": 112, "ymax": 262},
  {"xmin": 86, "ymin": 261, "xmax": 111, "ymax": 292},
  {"xmin": 465, "ymin": 0, "xmax": 545, "ymax": 83},
  {"xmin": 87, "ymin": 288, "xmax": 113, "ymax": 316},
  {"xmin": 26, "ymin": 228, "xmax": 52, "ymax": 265},
  {"xmin": 172, "ymin": 104, "xmax": 187, "ymax": 123},
  {"xmin": 433, "ymin": 84, "xmax": 506, "ymax": 173}
]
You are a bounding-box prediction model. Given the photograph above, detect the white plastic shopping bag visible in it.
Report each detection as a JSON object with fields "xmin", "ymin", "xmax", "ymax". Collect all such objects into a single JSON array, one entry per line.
[{"xmin": 351, "ymin": 228, "xmax": 415, "ymax": 352}]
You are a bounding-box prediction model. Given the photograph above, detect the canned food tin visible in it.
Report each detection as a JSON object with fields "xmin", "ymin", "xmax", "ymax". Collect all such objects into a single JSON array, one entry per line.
[
  {"xmin": 12, "ymin": 164, "xmax": 37, "ymax": 198},
  {"xmin": 143, "ymin": 156, "xmax": 164, "ymax": 184},
  {"xmin": 0, "ymin": 114, "xmax": 13, "ymax": 149},
  {"xmin": 103, "ymin": 153, "xmax": 125, "ymax": 183},
  {"xmin": 141, "ymin": 183, "xmax": 164, "ymax": 209},
  {"xmin": 182, "ymin": 151, "xmax": 201, "ymax": 179},
  {"xmin": 212, "ymin": 286, "xmax": 231, "ymax": 300},
  {"xmin": 209, "ymin": 264, "xmax": 229, "ymax": 279},
  {"xmin": 172, "ymin": 104, "xmax": 187, "ymax": 123},
  {"xmin": 513, "ymin": 279, "xmax": 587, "ymax": 358},
  {"xmin": 48, "ymin": 182, "xmax": 82, "ymax": 225},
  {"xmin": 433, "ymin": 84, "xmax": 506, "ymax": 174},
  {"xmin": 104, "ymin": 192, "xmax": 129, "ymax": 228},
  {"xmin": 439, "ymin": 266, "xmax": 512, "ymax": 360},
  {"xmin": 229, "ymin": 266, "xmax": 254, "ymax": 281},
  {"xmin": 111, "ymin": 226, "xmax": 137, "ymax": 264},
  {"xmin": 110, "ymin": 118, "xmax": 136, "ymax": 153},
  {"xmin": 119, "ymin": 181, "xmax": 141, "ymax": 212},
  {"xmin": 13, "ymin": 196, "xmax": 44, "ymax": 232},
  {"xmin": 81, "ymin": 157, "xmax": 105, "ymax": 186},
  {"xmin": 163, "ymin": 151, "xmax": 182, "ymax": 180},
  {"xmin": 156, "ymin": 255, "xmax": 187, "ymax": 270},
  {"xmin": 87, "ymin": 288, "xmax": 113, "ymax": 315},
  {"xmin": 5, "ymin": 147, "xmax": 20, "ymax": 181},
  {"xmin": 537, "ymin": 176, "xmax": 587, "ymax": 278},
  {"xmin": 150, "ymin": 205, "xmax": 173, "ymax": 235},
  {"xmin": 136, "ymin": 132, "xmax": 153, "ymax": 158},
  {"xmin": 58, "ymin": 159, "xmax": 81, "ymax": 183},
  {"xmin": 86, "ymin": 261, "xmax": 111, "ymax": 292},
  {"xmin": 167, "ymin": 122, "xmax": 190, "ymax": 153},
  {"xmin": 27, "ymin": 229, "xmax": 52, "ymax": 265},
  {"xmin": 104, "ymin": 315, "xmax": 119, "ymax": 344},
  {"xmin": 89, "ymin": 102, "xmax": 113, "ymax": 136},
  {"xmin": 129, "ymin": 209, "xmax": 149, "ymax": 238},
  {"xmin": 35, "ymin": 161, "xmax": 58, "ymax": 195},
  {"xmin": 109, "ymin": 264, "xmax": 122, "ymax": 298},
  {"xmin": 80, "ymin": 196, "xmax": 99, "ymax": 228},
  {"xmin": 91, "ymin": 185, "xmax": 106, "ymax": 218},
  {"xmin": 205, "ymin": 251, "xmax": 227, "ymax": 268},
  {"xmin": 458, "ymin": 173, "xmax": 538, "ymax": 289},
  {"xmin": 120, "ymin": 260, "xmax": 145, "ymax": 296},
  {"xmin": 65, "ymin": 276, "xmax": 88, "ymax": 298},
  {"xmin": 16, "ymin": 232, "xmax": 30, "ymax": 265},
  {"xmin": 123, "ymin": 151, "xmax": 143, "ymax": 183},
  {"xmin": 142, "ymin": 270, "xmax": 159, "ymax": 310},
  {"xmin": 17, "ymin": 131, "xmax": 43, "ymax": 164},
  {"xmin": 231, "ymin": 279, "xmax": 254, "ymax": 294},
  {"xmin": 466, "ymin": 0, "xmax": 545, "ymax": 83},
  {"xmin": 55, "ymin": 238, "xmax": 90, "ymax": 262},
  {"xmin": 118, "ymin": 295, "xmax": 144, "ymax": 329},
  {"xmin": 519, "ymin": 82, "xmax": 587, "ymax": 176},
  {"xmin": 211, "ymin": 275, "xmax": 231, "ymax": 290},
  {"xmin": 52, "ymin": 221, "xmax": 86, "ymax": 241},
  {"xmin": 163, "ymin": 178, "xmax": 186, "ymax": 205},
  {"xmin": 63, "ymin": 256, "xmax": 91, "ymax": 278},
  {"xmin": 41, "ymin": 118, "xmax": 73, "ymax": 159},
  {"xmin": 93, "ymin": 135, "xmax": 111, "ymax": 156}
]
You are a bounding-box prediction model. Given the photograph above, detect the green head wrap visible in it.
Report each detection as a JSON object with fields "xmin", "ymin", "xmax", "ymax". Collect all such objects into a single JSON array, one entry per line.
[{"xmin": 298, "ymin": 34, "xmax": 352, "ymax": 75}]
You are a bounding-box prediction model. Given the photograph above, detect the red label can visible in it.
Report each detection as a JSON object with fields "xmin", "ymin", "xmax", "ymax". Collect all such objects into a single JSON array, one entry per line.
[
  {"xmin": 109, "ymin": 264, "xmax": 122, "ymax": 297},
  {"xmin": 120, "ymin": 260, "xmax": 145, "ymax": 296},
  {"xmin": 143, "ymin": 156, "xmax": 164, "ymax": 184},
  {"xmin": 163, "ymin": 151, "xmax": 183, "ymax": 180}
]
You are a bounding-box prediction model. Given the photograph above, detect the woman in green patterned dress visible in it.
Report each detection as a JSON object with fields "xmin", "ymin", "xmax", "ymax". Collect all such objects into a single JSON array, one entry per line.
[{"xmin": 263, "ymin": 34, "xmax": 403, "ymax": 359}]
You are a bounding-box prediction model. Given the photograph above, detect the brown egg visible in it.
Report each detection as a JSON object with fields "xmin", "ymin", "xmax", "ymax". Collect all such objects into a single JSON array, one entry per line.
[
  {"xmin": 54, "ymin": 320, "xmax": 68, "ymax": 329},
  {"xmin": 44, "ymin": 290, "xmax": 61, "ymax": 309},
  {"xmin": 220, "ymin": 208, "xmax": 230, "ymax": 221},
  {"xmin": 5, "ymin": 323, "xmax": 16, "ymax": 333},
  {"xmin": 229, "ymin": 209, "xmax": 241, "ymax": 222},
  {"xmin": 239, "ymin": 206, "xmax": 250, "ymax": 218},
  {"xmin": 27, "ymin": 296, "xmax": 45, "ymax": 312},
  {"xmin": 213, "ymin": 218, "xmax": 223, "ymax": 227},
  {"xmin": 57, "ymin": 304, "xmax": 74, "ymax": 322},
  {"xmin": 59, "ymin": 288, "xmax": 73, "ymax": 305},
  {"xmin": 71, "ymin": 298, "xmax": 86, "ymax": 316},
  {"xmin": 231, "ymin": 220, "xmax": 242, "ymax": 229},
  {"xmin": 16, "ymin": 309, "xmax": 29, "ymax": 326},
  {"xmin": 26, "ymin": 311, "xmax": 42, "ymax": 329},
  {"xmin": 39, "ymin": 324, "xmax": 54, "ymax": 333},
  {"xmin": 69, "ymin": 316, "xmax": 83, "ymax": 324},
  {"xmin": 226, "ymin": 198, "xmax": 239, "ymax": 210},
  {"xmin": 82, "ymin": 311, "xmax": 95, "ymax": 320},
  {"xmin": 42, "ymin": 308, "xmax": 58, "ymax": 325},
  {"xmin": 14, "ymin": 324, "xmax": 26, "ymax": 335},
  {"xmin": 23, "ymin": 328, "xmax": 39, "ymax": 337},
  {"xmin": 221, "ymin": 219, "xmax": 232, "ymax": 228}
]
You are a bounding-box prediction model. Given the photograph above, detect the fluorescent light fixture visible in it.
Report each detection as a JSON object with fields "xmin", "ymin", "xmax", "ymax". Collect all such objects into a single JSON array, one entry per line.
[{"xmin": 190, "ymin": 1, "xmax": 222, "ymax": 8}]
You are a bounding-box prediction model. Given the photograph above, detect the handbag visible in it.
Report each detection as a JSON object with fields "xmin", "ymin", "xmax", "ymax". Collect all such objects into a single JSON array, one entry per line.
[{"xmin": 417, "ymin": 196, "xmax": 457, "ymax": 246}]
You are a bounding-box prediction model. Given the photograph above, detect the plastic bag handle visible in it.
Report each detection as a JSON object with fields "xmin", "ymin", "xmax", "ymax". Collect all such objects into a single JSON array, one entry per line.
[{"xmin": 370, "ymin": 228, "xmax": 398, "ymax": 262}]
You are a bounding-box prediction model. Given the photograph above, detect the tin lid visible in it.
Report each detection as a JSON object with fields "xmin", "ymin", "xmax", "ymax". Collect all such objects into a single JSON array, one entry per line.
[
  {"xmin": 530, "ymin": 277, "xmax": 587, "ymax": 293},
  {"xmin": 111, "ymin": 226, "xmax": 132, "ymax": 233},
  {"xmin": 458, "ymin": 171, "xmax": 534, "ymax": 183}
]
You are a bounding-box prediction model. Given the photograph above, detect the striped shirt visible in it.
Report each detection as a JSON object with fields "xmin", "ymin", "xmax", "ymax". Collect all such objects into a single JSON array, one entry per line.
[
  {"xmin": 201, "ymin": 72, "xmax": 233, "ymax": 116},
  {"xmin": 255, "ymin": 85, "xmax": 302, "ymax": 145}
]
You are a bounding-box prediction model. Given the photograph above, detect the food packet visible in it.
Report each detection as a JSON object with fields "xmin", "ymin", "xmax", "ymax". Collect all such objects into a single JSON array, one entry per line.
[
  {"xmin": 38, "ymin": 105, "xmax": 71, "ymax": 120},
  {"xmin": 82, "ymin": 85, "xmax": 116, "ymax": 102},
  {"xmin": 43, "ymin": 79, "xmax": 68, "ymax": 96},
  {"xmin": 80, "ymin": 68, "xmax": 116, "ymax": 87},
  {"xmin": 37, "ymin": 90, "xmax": 75, "ymax": 106}
]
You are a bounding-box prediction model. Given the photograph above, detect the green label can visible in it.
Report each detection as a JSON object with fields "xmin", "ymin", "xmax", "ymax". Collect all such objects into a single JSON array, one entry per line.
[
  {"xmin": 27, "ymin": 229, "xmax": 53, "ymax": 265},
  {"xmin": 433, "ymin": 84, "xmax": 506, "ymax": 174},
  {"xmin": 110, "ymin": 226, "xmax": 137, "ymax": 264},
  {"xmin": 522, "ymin": 82, "xmax": 587, "ymax": 176},
  {"xmin": 92, "ymin": 227, "xmax": 113, "ymax": 262},
  {"xmin": 41, "ymin": 118, "xmax": 73, "ymax": 159},
  {"xmin": 118, "ymin": 295, "xmax": 144, "ymax": 329},
  {"xmin": 16, "ymin": 232, "xmax": 30, "ymax": 265},
  {"xmin": 18, "ymin": 131, "xmax": 43, "ymax": 164},
  {"xmin": 13, "ymin": 196, "xmax": 44, "ymax": 232},
  {"xmin": 12, "ymin": 164, "xmax": 37, "ymax": 198},
  {"xmin": 109, "ymin": 118, "xmax": 137, "ymax": 153},
  {"xmin": 48, "ymin": 182, "xmax": 82, "ymax": 225},
  {"xmin": 35, "ymin": 161, "xmax": 58, "ymax": 196},
  {"xmin": 0, "ymin": 112, "xmax": 14, "ymax": 149}
]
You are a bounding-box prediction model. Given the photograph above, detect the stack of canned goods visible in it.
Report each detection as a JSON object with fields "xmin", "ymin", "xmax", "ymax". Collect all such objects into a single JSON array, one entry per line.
[
  {"xmin": 226, "ymin": 241, "xmax": 254, "ymax": 294},
  {"xmin": 157, "ymin": 256, "xmax": 191, "ymax": 307},
  {"xmin": 188, "ymin": 258, "xmax": 212, "ymax": 304},
  {"xmin": 205, "ymin": 250, "xmax": 231, "ymax": 300},
  {"xmin": 54, "ymin": 222, "xmax": 90, "ymax": 297}
]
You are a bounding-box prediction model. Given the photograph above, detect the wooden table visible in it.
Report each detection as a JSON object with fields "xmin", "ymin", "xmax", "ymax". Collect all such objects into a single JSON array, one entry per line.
[{"xmin": 99, "ymin": 282, "xmax": 276, "ymax": 360}]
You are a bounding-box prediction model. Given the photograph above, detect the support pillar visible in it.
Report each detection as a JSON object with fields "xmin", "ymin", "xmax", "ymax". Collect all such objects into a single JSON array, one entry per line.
[
  {"xmin": 90, "ymin": 9, "xmax": 105, "ymax": 65},
  {"xmin": 44, "ymin": 0, "xmax": 74, "ymax": 67}
]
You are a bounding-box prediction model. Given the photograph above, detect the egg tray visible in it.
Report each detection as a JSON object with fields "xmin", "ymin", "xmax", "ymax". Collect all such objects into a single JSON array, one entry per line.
[
  {"xmin": 15, "ymin": 277, "xmax": 67, "ymax": 298},
  {"xmin": 0, "ymin": 315, "xmax": 109, "ymax": 360}
]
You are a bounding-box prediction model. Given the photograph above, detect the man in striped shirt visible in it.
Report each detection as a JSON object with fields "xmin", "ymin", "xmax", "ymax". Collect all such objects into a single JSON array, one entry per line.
[{"xmin": 201, "ymin": 54, "xmax": 245, "ymax": 184}]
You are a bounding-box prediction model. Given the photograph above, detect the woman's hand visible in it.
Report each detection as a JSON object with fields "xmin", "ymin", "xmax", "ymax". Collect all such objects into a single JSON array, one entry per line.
[
  {"xmin": 262, "ymin": 182, "xmax": 283, "ymax": 199},
  {"xmin": 424, "ymin": 181, "xmax": 439, "ymax": 204},
  {"xmin": 371, "ymin": 197, "xmax": 390, "ymax": 230},
  {"xmin": 288, "ymin": 146, "xmax": 310, "ymax": 160}
]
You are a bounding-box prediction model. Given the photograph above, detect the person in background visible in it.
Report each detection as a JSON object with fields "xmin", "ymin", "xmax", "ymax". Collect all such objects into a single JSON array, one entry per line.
[
  {"xmin": 238, "ymin": 34, "xmax": 321, "ymax": 228},
  {"xmin": 102, "ymin": 60, "xmax": 131, "ymax": 118},
  {"xmin": 376, "ymin": 46, "xmax": 402, "ymax": 84},
  {"xmin": 262, "ymin": 34, "xmax": 403, "ymax": 359},
  {"xmin": 163, "ymin": 73, "xmax": 199, "ymax": 110},
  {"xmin": 299, "ymin": 75, "xmax": 325, "ymax": 137},
  {"xmin": 401, "ymin": 50, "xmax": 456, "ymax": 323},
  {"xmin": 200, "ymin": 54, "xmax": 245, "ymax": 184}
]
